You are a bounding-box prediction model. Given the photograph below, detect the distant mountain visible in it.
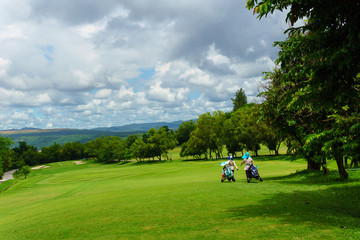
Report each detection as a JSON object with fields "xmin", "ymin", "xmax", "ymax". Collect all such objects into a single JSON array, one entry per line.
[
  {"xmin": 92, "ymin": 120, "xmax": 185, "ymax": 132},
  {"xmin": 0, "ymin": 120, "xmax": 191, "ymax": 148},
  {"xmin": 20, "ymin": 127, "xmax": 40, "ymax": 130}
]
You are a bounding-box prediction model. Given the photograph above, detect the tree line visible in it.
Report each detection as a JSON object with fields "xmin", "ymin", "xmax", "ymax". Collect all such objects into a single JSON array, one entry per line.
[
  {"xmin": 179, "ymin": 104, "xmax": 281, "ymax": 160},
  {"xmin": 0, "ymin": 91, "xmax": 283, "ymax": 179}
]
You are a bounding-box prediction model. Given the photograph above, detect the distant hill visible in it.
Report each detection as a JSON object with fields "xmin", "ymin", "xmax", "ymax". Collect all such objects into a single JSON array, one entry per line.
[
  {"xmin": 92, "ymin": 120, "xmax": 184, "ymax": 132},
  {"xmin": 0, "ymin": 120, "xmax": 189, "ymax": 149}
]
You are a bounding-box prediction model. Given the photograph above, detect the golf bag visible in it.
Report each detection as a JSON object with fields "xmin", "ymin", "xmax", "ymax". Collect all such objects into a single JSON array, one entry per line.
[
  {"xmin": 250, "ymin": 165, "xmax": 259, "ymax": 178},
  {"xmin": 247, "ymin": 164, "xmax": 263, "ymax": 183},
  {"xmin": 221, "ymin": 165, "xmax": 235, "ymax": 182}
]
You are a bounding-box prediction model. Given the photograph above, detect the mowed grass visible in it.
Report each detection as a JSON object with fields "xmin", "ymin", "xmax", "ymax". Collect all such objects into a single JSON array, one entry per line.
[{"xmin": 0, "ymin": 156, "xmax": 359, "ymax": 240}]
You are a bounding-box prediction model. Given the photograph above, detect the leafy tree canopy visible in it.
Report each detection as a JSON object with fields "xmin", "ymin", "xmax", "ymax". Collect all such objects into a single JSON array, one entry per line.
[
  {"xmin": 247, "ymin": 0, "xmax": 360, "ymax": 179},
  {"xmin": 0, "ymin": 135, "xmax": 13, "ymax": 178}
]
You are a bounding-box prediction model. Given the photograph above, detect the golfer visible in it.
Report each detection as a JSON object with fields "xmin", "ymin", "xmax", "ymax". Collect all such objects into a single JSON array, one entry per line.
[
  {"xmin": 240, "ymin": 152, "xmax": 254, "ymax": 181},
  {"xmin": 226, "ymin": 155, "xmax": 238, "ymax": 173}
]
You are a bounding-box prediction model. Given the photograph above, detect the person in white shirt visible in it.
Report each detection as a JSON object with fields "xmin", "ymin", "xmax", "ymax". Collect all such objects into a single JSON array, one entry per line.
[
  {"xmin": 240, "ymin": 152, "xmax": 254, "ymax": 182},
  {"xmin": 226, "ymin": 155, "xmax": 238, "ymax": 174}
]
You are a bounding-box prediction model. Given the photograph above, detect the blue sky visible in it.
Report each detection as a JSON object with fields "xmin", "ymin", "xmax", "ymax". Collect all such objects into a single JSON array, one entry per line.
[{"xmin": 0, "ymin": 0, "xmax": 290, "ymax": 130}]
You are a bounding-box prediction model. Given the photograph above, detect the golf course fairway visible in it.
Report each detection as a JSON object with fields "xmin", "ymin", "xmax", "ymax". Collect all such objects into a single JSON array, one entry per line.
[{"xmin": 0, "ymin": 156, "xmax": 359, "ymax": 239}]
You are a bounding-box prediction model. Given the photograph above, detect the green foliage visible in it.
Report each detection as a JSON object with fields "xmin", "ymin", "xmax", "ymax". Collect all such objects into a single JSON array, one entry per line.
[
  {"xmin": 182, "ymin": 111, "xmax": 225, "ymax": 159},
  {"xmin": 145, "ymin": 127, "xmax": 178, "ymax": 160},
  {"xmin": 231, "ymin": 88, "xmax": 247, "ymax": 112},
  {"xmin": 125, "ymin": 134, "xmax": 139, "ymax": 149},
  {"xmin": 20, "ymin": 165, "xmax": 31, "ymax": 179},
  {"xmin": 231, "ymin": 105, "xmax": 264, "ymax": 156},
  {"xmin": 250, "ymin": 0, "xmax": 360, "ymax": 179},
  {"xmin": 176, "ymin": 120, "xmax": 196, "ymax": 145},
  {"xmin": 261, "ymin": 125, "xmax": 283, "ymax": 155},
  {"xmin": 13, "ymin": 141, "xmax": 40, "ymax": 167},
  {"xmin": 85, "ymin": 136, "xmax": 127, "ymax": 162},
  {"xmin": 60, "ymin": 141, "xmax": 86, "ymax": 161},
  {"xmin": 0, "ymin": 135, "xmax": 13, "ymax": 178},
  {"xmin": 180, "ymin": 134, "xmax": 207, "ymax": 160},
  {"xmin": 40, "ymin": 142, "xmax": 61, "ymax": 163},
  {"xmin": 130, "ymin": 138, "xmax": 149, "ymax": 161},
  {"xmin": 223, "ymin": 115, "xmax": 244, "ymax": 157}
]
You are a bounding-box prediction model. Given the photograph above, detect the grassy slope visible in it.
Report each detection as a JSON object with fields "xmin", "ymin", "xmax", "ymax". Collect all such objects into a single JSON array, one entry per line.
[{"xmin": 0, "ymin": 157, "xmax": 359, "ymax": 240}]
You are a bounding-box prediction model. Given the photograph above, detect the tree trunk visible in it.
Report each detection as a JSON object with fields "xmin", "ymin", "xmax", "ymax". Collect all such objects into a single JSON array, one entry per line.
[
  {"xmin": 275, "ymin": 142, "xmax": 281, "ymax": 156},
  {"xmin": 351, "ymin": 157, "xmax": 359, "ymax": 168},
  {"xmin": 321, "ymin": 158, "xmax": 329, "ymax": 174},
  {"xmin": 274, "ymin": 148, "xmax": 279, "ymax": 156},
  {"xmin": 307, "ymin": 156, "xmax": 321, "ymax": 170},
  {"xmin": 344, "ymin": 157, "xmax": 348, "ymax": 167},
  {"xmin": 335, "ymin": 152, "xmax": 348, "ymax": 180}
]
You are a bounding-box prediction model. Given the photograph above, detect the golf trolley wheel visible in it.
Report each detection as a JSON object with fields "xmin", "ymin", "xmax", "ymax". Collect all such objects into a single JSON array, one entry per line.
[
  {"xmin": 260, "ymin": 177, "xmax": 263, "ymax": 182},
  {"xmin": 232, "ymin": 177, "xmax": 236, "ymax": 182},
  {"xmin": 221, "ymin": 178, "xmax": 225, "ymax": 183}
]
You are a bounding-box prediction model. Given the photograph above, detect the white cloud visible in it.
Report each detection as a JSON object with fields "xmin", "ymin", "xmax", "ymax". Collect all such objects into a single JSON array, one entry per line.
[
  {"xmin": 0, "ymin": 57, "xmax": 10, "ymax": 77},
  {"xmin": 0, "ymin": 24, "xmax": 26, "ymax": 40},
  {"xmin": 206, "ymin": 43, "xmax": 230, "ymax": 65},
  {"xmin": 95, "ymin": 89, "xmax": 112, "ymax": 99},
  {"xmin": 147, "ymin": 81, "xmax": 175, "ymax": 102},
  {"xmin": 0, "ymin": 0, "xmax": 287, "ymax": 130}
]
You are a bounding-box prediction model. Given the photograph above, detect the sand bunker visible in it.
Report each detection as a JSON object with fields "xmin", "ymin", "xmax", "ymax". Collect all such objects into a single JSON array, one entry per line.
[
  {"xmin": 73, "ymin": 161, "xmax": 86, "ymax": 165},
  {"xmin": 31, "ymin": 165, "xmax": 51, "ymax": 170}
]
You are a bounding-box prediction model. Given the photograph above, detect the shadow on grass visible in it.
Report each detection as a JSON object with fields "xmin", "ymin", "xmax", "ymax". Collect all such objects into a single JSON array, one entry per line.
[
  {"xmin": 182, "ymin": 158, "xmax": 222, "ymax": 162},
  {"xmin": 254, "ymin": 154, "xmax": 303, "ymax": 162},
  {"xmin": 133, "ymin": 160, "xmax": 171, "ymax": 165},
  {"xmin": 228, "ymin": 184, "xmax": 360, "ymax": 230},
  {"xmin": 264, "ymin": 170, "xmax": 360, "ymax": 186}
]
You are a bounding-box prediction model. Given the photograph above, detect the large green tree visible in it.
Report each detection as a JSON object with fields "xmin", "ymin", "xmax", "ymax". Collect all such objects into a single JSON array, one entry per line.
[
  {"xmin": 223, "ymin": 115, "xmax": 244, "ymax": 157},
  {"xmin": 20, "ymin": 165, "xmax": 31, "ymax": 179},
  {"xmin": 176, "ymin": 120, "xmax": 197, "ymax": 146},
  {"xmin": 0, "ymin": 135, "xmax": 13, "ymax": 178},
  {"xmin": 233, "ymin": 104, "xmax": 265, "ymax": 157},
  {"xmin": 85, "ymin": 136, "xmax": 127, "ymax": 162},
  {"xmin": 40, "ymin": 142, "xmax": 61, "ymax": 163},
  {"xmin": 61, "ymin": 141, "xmax": 86, "ymax": 161},
  {"xmin": 247, "ymin": 0, "xmax": 360, "ymax": 179},
  {"xmin": 181, "ymin": 111, "xmax": 225, "ymax": 160},
  {"xmin": 146, "ymin": 127, "xmax": 178, "ymax": 161},
  {"xmin": 130, "ymin": 138, "xmax": 148, "ymax": 161}
]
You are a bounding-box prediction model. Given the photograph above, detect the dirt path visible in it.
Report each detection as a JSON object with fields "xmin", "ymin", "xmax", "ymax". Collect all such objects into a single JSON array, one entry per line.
[{"xmin": 0, "ymin": 170, "xmax": 16, "ymax": 184}]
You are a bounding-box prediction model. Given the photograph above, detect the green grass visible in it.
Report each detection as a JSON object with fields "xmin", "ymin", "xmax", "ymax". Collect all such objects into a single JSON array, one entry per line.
[
  {"xmin": 0, "ymin": 179, "xmax": 17, "ymax": 192},
  {"xmin": 0, "ymin": 157, "xmax": 359, "ymax": 240}
]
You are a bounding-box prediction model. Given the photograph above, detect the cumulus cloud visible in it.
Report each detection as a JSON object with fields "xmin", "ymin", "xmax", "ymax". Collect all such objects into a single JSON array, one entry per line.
[{"xmin": 0, "ymin": 0, "xmax": 287, "ymax": 130}]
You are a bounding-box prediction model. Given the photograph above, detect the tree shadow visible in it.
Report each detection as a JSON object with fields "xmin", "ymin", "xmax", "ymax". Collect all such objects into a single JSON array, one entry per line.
[
  {"xmin": 254, "ymin": 154, "xmax": 303, "ymax": 162},
  {"xmin": 133, "ymin": 160, "xmax": 170, "ymax": 165},
  {"xmin": 182, "ymin": 158, "xmax": 222, "ymax": 162},
  {"xmin": 227, "ymin": 184, "xmax": 360, "ymax": 230},
  {"xmin": 264, "ymin": 170, "xmax": 360, "ymax": 186}
]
